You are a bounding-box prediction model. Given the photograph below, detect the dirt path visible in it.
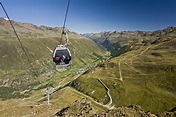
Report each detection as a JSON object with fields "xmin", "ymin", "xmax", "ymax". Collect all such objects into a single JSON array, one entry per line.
[
  {"xmin": 98, "ymin": 78, "xmax": 113, "ymax": 109},
  {"xmin": 46, "ymin": 46, "xmax": 53, "ymax": 53},
  {"xmin": 37, "ymin": 72, "xmax": 83, "ymax": 102},
  {"xmin": 118, "ymin": 60, "xmax": 123, "ymax": 81},
  {"xmin": 140, "ymin": 46, "xmax": 150, "ymax": 55},
  {"xmin": 117, "ymin": 46, "xmax": 150, "ymax": 82},
  {"xmin": 68, "ymin": 87, "xmax": 110, "ymax": 109},
  {"xmin": 122, "ymin": 46, "xmax": 151, "ymax": 76}
]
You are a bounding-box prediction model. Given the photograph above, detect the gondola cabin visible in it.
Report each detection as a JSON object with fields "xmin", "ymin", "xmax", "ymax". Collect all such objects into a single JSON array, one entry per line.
[{"xmin": 53, "ymin": 45, "xmax": 72, "ymax": 67}]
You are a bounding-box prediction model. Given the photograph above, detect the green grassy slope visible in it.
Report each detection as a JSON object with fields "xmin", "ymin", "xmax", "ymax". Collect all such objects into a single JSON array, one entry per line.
[
  {"xmin": 0, "ymin": 18, "xmax": 107, "ymax": 99},
  {"xmin": 72, "ymin": 29, "xmax": 176, "ymax": 113},
  {"xmin": 0, "ymin": 87, "xmax": 106, "ymax": 117},
  {"xmin": 1, "ymin": 17, "xmax": 176, "ymax": 116}
]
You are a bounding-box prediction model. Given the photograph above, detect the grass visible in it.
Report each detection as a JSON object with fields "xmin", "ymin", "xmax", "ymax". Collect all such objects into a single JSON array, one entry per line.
[
  {"xmin": 0, "ymin": 20, "xmax": 107, "ymax": 100},
  {"xmin": 0, "ymin": 87, "xmax": 105, "ymax": 117},
  {"xmin": 1, "ymin": 18, "xmax": 175, "ymax": 115},
  {"xmin": 72, "ymin": 37, "xmax": 176, "ymax": 113},
  {"xmin": 71, "ymin": 77, "xmax": 109, "ymax": 104}
]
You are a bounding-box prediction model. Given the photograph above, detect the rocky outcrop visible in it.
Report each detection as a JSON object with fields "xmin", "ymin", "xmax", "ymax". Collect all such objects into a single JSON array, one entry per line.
[
  {"xmin": 54, "ymin": 98, "xmax": 176, "ymax": 117},
  {"xmin": 54, "ymin": 98, "xmax": 97, "ymax": 117}
]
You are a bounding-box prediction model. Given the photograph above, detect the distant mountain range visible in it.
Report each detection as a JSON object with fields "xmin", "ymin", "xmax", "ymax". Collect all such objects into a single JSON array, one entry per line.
[{"xmin": 82, "ymin": 26, "xmax": 176, "ymax": 57}]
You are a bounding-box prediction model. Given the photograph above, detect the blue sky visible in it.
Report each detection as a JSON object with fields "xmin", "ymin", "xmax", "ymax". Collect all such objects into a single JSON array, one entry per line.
[{"xmin": 0, "ymin": 0, "xmax": 176, "ymax": 33}]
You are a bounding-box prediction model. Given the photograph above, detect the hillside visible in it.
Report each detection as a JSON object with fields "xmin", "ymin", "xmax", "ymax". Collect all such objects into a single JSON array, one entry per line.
[
  {"xmin": 0, "ymin": 17, "xmax": 176, "ymax": 116},
  {"xmin": 73, "ymin": 27, "xmax": 176, "ymax": 113},
  {"xmin": 0, "ymin": 17, "xmax": 107, "ymax": 99},
  {"xmin": 54, "ymin": 98, "xmax": 176, "ymax": 117},
  {"xmin": 82, "ymin": 27, "xmax": 176, "ymax": 57}
]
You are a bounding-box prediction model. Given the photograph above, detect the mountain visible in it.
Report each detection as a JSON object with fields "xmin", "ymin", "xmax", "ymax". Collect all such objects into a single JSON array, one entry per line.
[
  {"xmin": 0, "ymin": 17, "xmax": 107, "ymax": 99},
  {"xmin": 0, "ymin": 17, "xmax": 176, "ymax": 116},
  {"xmin": 82, "ymin": 27, "xmax": 176, "ymax": 57},
  {"xmin": 73, "ymin": 27, "xmax": 176, "ymax": 113}
]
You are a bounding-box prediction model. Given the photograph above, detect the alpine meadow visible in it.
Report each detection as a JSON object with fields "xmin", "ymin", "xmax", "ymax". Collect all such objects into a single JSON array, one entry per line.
[
  {"xmin": 0, "ymin": 17, "xmax": 176, "ymax": 116},
  {"xmin": 0, "ymin": 0, "xmax": 176, "ymax": 116}
]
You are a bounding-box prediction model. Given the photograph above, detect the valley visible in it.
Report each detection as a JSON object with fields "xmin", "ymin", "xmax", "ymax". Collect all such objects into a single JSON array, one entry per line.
[
  {"xmin": 72, "ymin": 27, "xmax": 176, "ymax": 114},
  {"xmin": 0, "ymin": 17, "xmax": 176, "ymax": 116}
]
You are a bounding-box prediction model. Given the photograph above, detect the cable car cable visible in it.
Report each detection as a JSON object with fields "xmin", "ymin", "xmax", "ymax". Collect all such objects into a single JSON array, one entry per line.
[
  {"xmin": 0, "ymin": 2, "xmax": 37, "ymax": 77},
  {"xmin": 52, "ymin": 0, "xmax": 72, "ymax": 68},
  {"xmin": 60, "ymin": 0, "xmax": 70, "ymax": 45}
]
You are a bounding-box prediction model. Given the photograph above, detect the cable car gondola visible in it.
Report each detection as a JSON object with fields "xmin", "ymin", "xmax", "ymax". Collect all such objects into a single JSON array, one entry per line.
[
  {"xmin": 53, "ymin": 44, "xmax": 72, "ymax": 67},
  {"xmin": 52, "ymin": 0, "xmax": 72, "ymax": 67}
]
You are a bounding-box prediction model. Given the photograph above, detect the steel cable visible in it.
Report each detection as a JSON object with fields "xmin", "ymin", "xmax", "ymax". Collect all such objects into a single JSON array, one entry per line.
[{"xmin": 0, "ymin": 2, "xmax": 37, "ymax": 77}]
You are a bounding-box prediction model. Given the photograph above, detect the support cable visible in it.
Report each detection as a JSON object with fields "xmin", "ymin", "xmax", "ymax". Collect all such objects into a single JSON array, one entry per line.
[
  {"xmin": 0, "ymin": 2, "xmax": 37, "ymax": 77},
  {"xmin": 60, "ymin": 0, "xmax": 70, "ymax": 45}
]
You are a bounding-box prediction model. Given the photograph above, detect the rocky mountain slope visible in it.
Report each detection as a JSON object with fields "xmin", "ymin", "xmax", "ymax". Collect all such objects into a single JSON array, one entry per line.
[{"xmin": 54, "ymin": 98, "xmax": 176, "ymax": 117}]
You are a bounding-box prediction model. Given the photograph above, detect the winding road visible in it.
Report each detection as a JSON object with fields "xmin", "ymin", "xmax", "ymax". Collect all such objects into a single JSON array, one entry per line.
[
  {"xmin": 98, "ymin": 78, "xmax": 113, "ymax": 109},
  {"xmin": 68, "ymin": 87, "xmax": 110, "ymax": 109},
  {"xmin": 118, "ymin": 60, "xmax": 123, "ymax": 81}
]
